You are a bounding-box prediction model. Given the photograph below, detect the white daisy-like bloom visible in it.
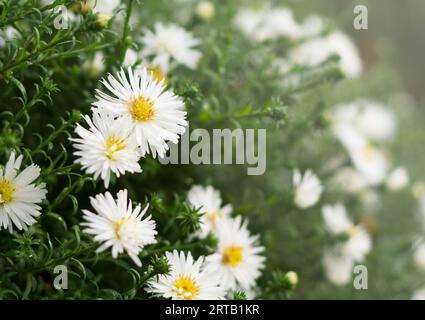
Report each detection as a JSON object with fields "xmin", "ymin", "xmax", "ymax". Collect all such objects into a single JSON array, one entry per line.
[
  {"xmin": 81, "ymin": 189, "xmax": 157, "ymax": 267},
  {"xmin": 322, "ymin": 250, "xmax": 353, "ymax": 286},
  {"xmin": 333, "ymin": 100, "xmax": 397, "ymax": 143},
  {"xmin": 386, "ymin": 166, "xmax": 409, "ymax": 191},
  {"xmin": 322, "ymin": 203, "xmax": 372, "ymax": 262},
  {"xmin": 187, "ymin": 185, "xmax": 232, "ymax": 238},
  {"xmin": 147, "ymin": 250, "xmax": 226, "ymax": 300},
  {"xmin": 205, "ymin": 216, "xmax": 265, "ymax": 291},
  {"xmin": 321, "ymin": 203, "xmax": 353, "ymax": 235},
  {"xmin": 412, "ymin": 288, "xmax": 425, "ymax": 300},
  {"xmin": 414, "ymin": 242, "xmax": 425, "ymax": 270},
  {"xmin": 0, "ymin": 152, "xmax": 47, "ymax": 232},
  {"xmin": 331, "ymin": 167, "xmax": 368, "ymax": 194},
  {"xmin": 88, "ymin": 0, "xmax": 120, "ymax": 15},
  {"xmin": 293, "ymin": 169, "xmax": 323, "ymax": 209},
  {"xmin": 290, "ymin": 31, "xmax": 362, "ymax": 78},
  {"xmin": 93, "ymin": 67, "xmax": 187, "ymax": 158},
  {"xmin": 233, "ymin": 7, "xmax": 301, "ymax": 42},
  {"xmin": 298, "ymin": 15, "xmax": 325, "ymax": 37},
  {"xmin": 256, "ymin": 8, "xmax": 301, "ymax": 41},
  {"xmin": 71, "ymin": 110, "xmax": 142, "ymax": 188},
  {"xmin": 341, "ymin": 224, "xmax": 372, "ymax": 262},
  {"xmin": 141, "ymin": 22, "xmax": 202, "ymax": 72},
  {"xmin": 349, "ymin": 142, "xmax": 389, "ymax": 186},
  {"xmin": 233, "ymin": 8, "xmax": 265, "ymax": 41}
]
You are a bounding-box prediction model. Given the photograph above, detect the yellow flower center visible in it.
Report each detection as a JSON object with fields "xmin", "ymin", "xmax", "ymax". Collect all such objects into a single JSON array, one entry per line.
[
  {"xmin": 361, "ymin": 144, "xmax": 376, "ymax": 161},
  {"xmin": 348, "ymin": 225, "xmax": 358, "ymax": 238},
  {"xmin": 148, "ymin": 66, "xmax": 168, "ymax": 85},
  {"xmin": 105, "ymin": 135, "xmax": 126, "ymax": 160},
  {"xmin": 113, "ymin": 217, "xmax": 128, "ymax": 240},
  {"xmin": 222, "ymin": 246, "xmax": 244, "ymax": 267},
  {"xmin": 173, "ymin": 275, "xmax": 199, "ymax": 300},
  {"xmin": 206, "ymin": 209, "xmax": 223, "ymax": 229},
  {"xmin": 130, "ymin": 96, "xmax": 156, "ymax": 122},
  {"xmin": 0, "ymin": 179, "xmax": 15, "ymax": 204}
]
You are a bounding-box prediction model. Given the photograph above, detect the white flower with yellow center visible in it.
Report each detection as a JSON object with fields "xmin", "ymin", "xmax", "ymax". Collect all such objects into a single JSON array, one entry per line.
[
  {"xmin": 322, "ymin": 203, "xmax": 372, "ymax": 262},
  {"xmin": 0, "ymin": 152, "xmax": 47, "ymax": 232},
  {"xmin": 187, "ymin": 185, "xmax": 232, "ymax": 238},
  {"xmin": 93, "ymin": 67, "xmax": 187, "ymax": 158},
  {"xmin": 141, "ymin": 22, "xmax": 202, "ymax": 72},
  {"xmin": 205, "ymin": 216, "xmax": 265, "ymax": 291},
  {"xmin": 81, "ymin": 189, "xmax": 157, "ymax": 267},
  {"xmin": 147, "ymin": 250, "xmax": 226, "ymax": 300},
  {"xmin": 293, "ymin": 169, "xmax": 323, "ymax": 209},
  {"xmin": 71, "ymin": 110, "xmax": 142, "ymax": 188}
]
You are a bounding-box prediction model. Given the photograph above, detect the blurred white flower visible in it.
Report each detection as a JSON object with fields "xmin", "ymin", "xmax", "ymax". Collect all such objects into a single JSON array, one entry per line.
[
  {"xmin": 141, "ymin": 22, "xmax": 202, "ymax": 72},
  {"xmin": 298, "ymin": 15, "xmax": 325, "ymax": 37},
  {"xmin": 333, "ymin": 100, "xmax": 397, "ymax": 143},
  {"xmin": 412, "ymin": 288, "xmax": 425, "ymax": 300},
  {"xmin": 414, "ymin": 242, "xmax": 425, "ymax": 270},
  {"xmin": 123, "ymin": 48, "xmax": 139, "ymax": 67},
  {"xmin": 386, "ymin": 166, "xmax": 409, "ymax": 191},
  {"xmin": 234, "ymin": 7, "xmax": 301, "ymax": 42},
  {"xmin": 341, "ymin": 225, "xmax": 372, "ymax": 262},
  {"xmin": 331, "ymin": 167, "xmax": 368, "ymax": 194},
  {"xmin": 354, "ymin": 100, "xmax": 397, "ymax": 142},
  {"xmin": 322, "ymin": 203, "xmax": 353, "ymax": 235},
  {"xmin": 71, "ymin": 110, "xmax": 142, "ymax": 188},
  {"xmin": 196, "ymin": 1, "xmax": 215, "ymax": 21},
  {"xmin": 187, "ymin": 185, "xmax": 232, "ymax": 239},
  {"xmin": 293, "ymin": 169, "xmax": 323, "ymax": 209},
  {"xmin": 360, "ymin": 190, "xmax": 381, "ymax": 213},
  {"xmin": 89, "ymin": 0, "xmax": 120, "ymax": 15},
  {"xmin": 82, "ymin": 189, "xmax": 157, "ymax": 267},
  {"xmin": 349, "ymin": 142, "xmax": 389, "ymax": 186},
  {"xmin": 93, "ymin": 67, "xmax": 187, "ymax": 158},
  {"xmin": 412, "ymin": 181, "xmax": 425, "ymax": 200},
  {"xmin": 0, "ymin": 152, "xmax": 47, "ymax": 232},
  {"xmin": 205, "ymin": 216, "xmax": 265, "ymax": 290},
  {"xmin": 83, "ymin": 52, "xmax": 105, "ymax": 77},
  {"xmin": 148, "ymin": 250, "xmax": 226, "ymax": 300},
  {"xmin": 290, "ymin": 31, "xmax": 362, "ymax": 78},
  {"xmin": 322, "ymin": 250, "xmax": 353, "ymax": 286},
  {"xmin": 0, "ymin": 26, "xmax": 19, "ymax": 48}
]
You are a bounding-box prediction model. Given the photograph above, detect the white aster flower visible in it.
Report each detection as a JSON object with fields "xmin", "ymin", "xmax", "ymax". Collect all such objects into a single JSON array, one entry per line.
[
  {"xmin": 141, "ymin": 22, "xmax": 202, "ymax": 72},
  {"xmin": 414, "ymin": 242, "xmax": 425, "ymax": 270},
  {"xmin": 187, "ymin": 185, "xmax": 232, "ymax": 238},
  {"xmin": 332, "ymin": 100, "xmax": 397, "ymax": 143},
  {"xmin": 0, "ymin": 152, "xmax": 47, "ymax": 232},
  {"xmin": 322, "ymin": 250, "xmax": 353, "ymax": 286},
  {"xmin": 148, "ymin": 250, "xmax": 226, "ymax": 300},
  {"xmin": 290, "ymin": 31, "xmax": 362, "ymax": 78},
  {"xmin": 93, "ymin": 67, "xmax": 187, "ymax": 158},
  {"xmin": 81, "ymin": 189, "xmax": 157, "ymax": 267},
  {"xmin": 386, "ymin": 166, "xmax": 409, "ymax": 191},
  {"xmin": 88, "ymin": 0, "xmax": 120, "ymax": 15},
  {"xmin": 322, "ymin": 203, "xmax": 353, "ymax": 235},
  {"xmin": 298, "ymin": 15, "xmax": 325, "ymax": 37},
  {"xmin": 205, "ymin": 216, "xmax": 265, "ymax": 291},
  {"xmin": 233, "ymin": 7, "xmax": 301, "ymax": 42},
  {"xmin": 71, "ymin": 110, "xmax": 142, "ymax": 188},
  {"xmin": 349, "ymin": 142, "xmax": 389, "ymax": 186},
  {"xmin": 293, "ymin": 169, "xmax": 323, "ymax": 209},
  {"xmin": 341, "ymin": 224, "xmax": 372, "ymax": 262},
  {"xmin": 331, "ymin": 167, "xmax": 368, "ymax": 194}
]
